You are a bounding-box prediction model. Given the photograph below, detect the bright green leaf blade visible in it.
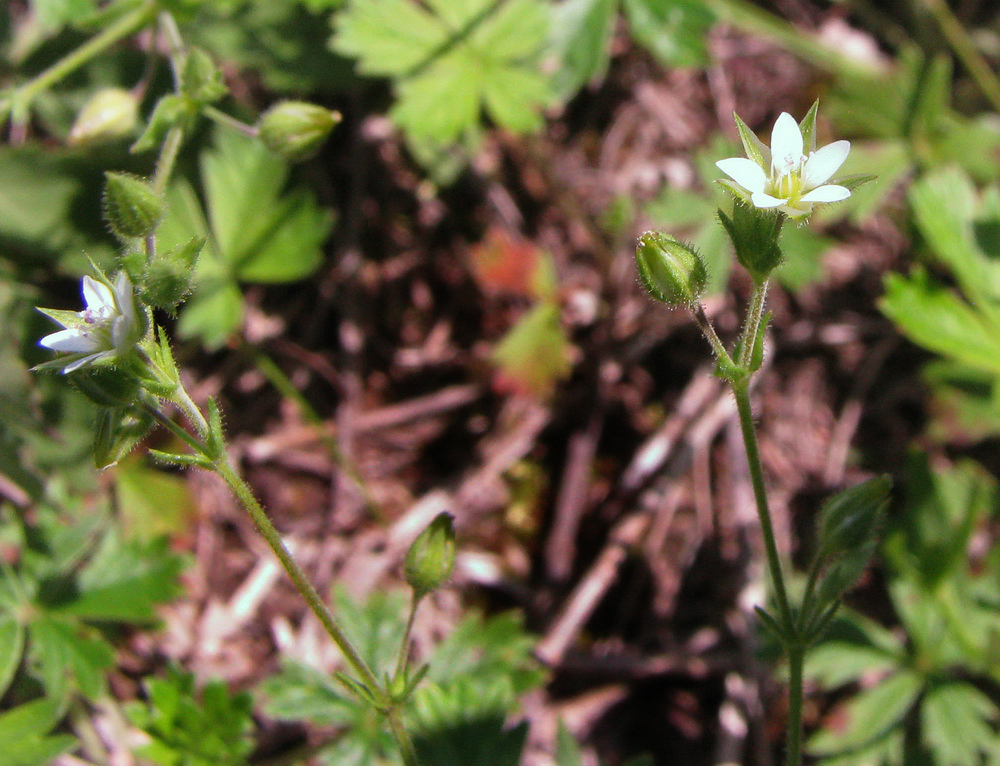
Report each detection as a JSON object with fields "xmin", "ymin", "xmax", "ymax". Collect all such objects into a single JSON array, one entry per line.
[
  {"xmin": 30, "ymin": 0, "xmax": 96, "ymax": 30},
  {"xmin": 492, "ymin": 301, "xmax": 572, "ymax": 398},
  {"xmin": 115, "ymin": 459, "xmax": 196, "ymax": 540},
  {"xmin": 922, "ymin": 682, "xmax": 997, "ymax": 766},
  {"xmin": 622, "ymin": 0, "xmax": 714, "ymax": 68},
  {"xmin": 909, "ymin": 166, "xmax": 997, "ymax": 300},
  {"xmin": 177, "ymin": 279, "xmax": 245, "ymax": 349},
  {"xmin": 0, "ymin": 734, "xmax": 77, "ymax": 766},
  {"xmin": 880, "ymin": 271, "xmax": 1000, "ymax": 376},
  {"xmin": 393, "ymin": 55, "xmax": 483, "ymax": 142},
  {"xmin": 332, "ymin": 0, "xmax": 448, "ymax": 76},
  {"xmin": 481, "ymin": 65, "xmax": 549, "ymax": 134},
  {"xmin": 200, "ymin": 129, "xmax": 288, "ymax": 260},
  {"xmin": 0, "ymin": 697, "xmax": 60, "ymax": 741},
  {"xmin": 28, "ymin": 617, "xmax": 114, "ymax": 700},
  {"xmin": 0, "ymin": 616, "xmax": 25, "ymax": 698},
  {"xmin": 549, "ymin": 0, "xmax": 618, "ymax": 98},
  {"xmin": 53, "ymin": 533, "xmax": 184, "ymax": 622},
  {"xmin": 472, "ymin": 0, "xmax": 550, "ymax": 60},
  {"xmin": 807, "ymin": 671, "xmax": 921, "ymax": 757},
  {"xmin": 234, "ymin": 189, "xmax": 332, "ymax": 282}
]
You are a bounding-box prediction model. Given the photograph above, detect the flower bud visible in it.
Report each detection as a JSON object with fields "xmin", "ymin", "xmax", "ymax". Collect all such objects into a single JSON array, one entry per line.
[
  {"xmin": 103, "ymin": 172, "xmax": 164, "ymax": 239},
  {"xmin": 404, "ymin": 512, "xmax": 456, "ymax": 598},
  {"xmin": 635, "ymin": 231, "xmax": 708, "ymax": 306},
  {"xmin": 141, "ymin": 237, "xmax": 205, "ymax": 313},
  {"xmin": 181, "ymin": 47, "xmax": 227, "ymax": 105},
  {"xmin": 257, "ymin": 101, "xmax": 341, "ymax": 161},
  {"xmin": 68, "ymin": 88, "xmax": 139, "ymax": 146},
  {"xmin": 717, "ymin": 202, "xmax": 783, "ymax": 284}
]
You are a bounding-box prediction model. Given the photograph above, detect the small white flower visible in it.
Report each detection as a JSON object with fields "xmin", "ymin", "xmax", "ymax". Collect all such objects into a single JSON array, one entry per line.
[
  {"xmin": 38, "ymin": 272, "xmax": 143, "ymax": 373},
  {"xmin": 716, "ymin": 111, "xmax": 851, "ymax": 219}
]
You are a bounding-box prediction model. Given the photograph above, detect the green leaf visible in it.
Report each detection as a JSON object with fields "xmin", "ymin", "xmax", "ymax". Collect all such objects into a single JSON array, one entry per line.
[
  {"xmin": 333, "ymin": 0, "xmax": 551, "ymax": 143},
  {"xmin": 128, "ymin": 666, "xmax": 255, "ymax": 766},
  {"xmin": 491, "ymin": 301, "xmax": 572, "ymax": 398},
  {"xmin": 922, "ymin": 682, "xmax": 997, "ymax": 766},
  {"xmin": 548, "ymin": 0, "xmax": 618, "ymax": 98},
  {"xmin": 0, "ymin": 615, "xmax": 25, "ymax": 699},
  {"xmin": 880, "ymin": 270, "xmax": 1000, "ymax": 376},
  {"xmin": 410, "ymin": 677, "xmax": 528, "ymax": 766},
  {"xmin": 158, "ymin": 128, "xmax": 332, "ymax": 347},
  {"xmin": 0, "ymin": 699, "xmax": 75, "ymax": 766},
  {"xmin": 909, "ymin": 166, "xmax": 1000, "ymax": 302},
  {"xmin": 808, "ymin": 670, "xmax": 921, "ymax": 758},
  {"xmin": 555, "ymin": 721, "xmax": 583, "ymax": 766},
  {"xmin": 28, "ymin": 615, "xmax": 115, "ymax": 700},
  {"xmin": 53, "ymin": 532, "xmax": 184, "ymax": 622},
  {"xmin": 805, "ymin": 613, "xmax": 903, "ymax": 689},
  {"xmin": 30, "ymin": 0, "xmax": 97, "ymax": 30},
  {"xmin": 622, "ymin": 0, "xmax": 713, "ymax": 68}
]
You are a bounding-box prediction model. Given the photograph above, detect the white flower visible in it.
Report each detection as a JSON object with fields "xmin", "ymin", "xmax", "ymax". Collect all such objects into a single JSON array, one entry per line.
[
  {"xmin": 716, "ymin": 111, "xmax": 851, "ymax": 219},
  {"xmin": 38, "ymin": 272, "xmax": 143, "ymax": 373}
]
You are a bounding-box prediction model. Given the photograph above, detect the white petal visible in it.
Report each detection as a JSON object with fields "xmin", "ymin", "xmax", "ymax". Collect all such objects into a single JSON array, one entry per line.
[
  {"xmin": 802, "ymin": 141, "xmax": 850, "ymax": 189},
  {"xmin": 716, "ymin": 158, "xmax": 767, "ymax": 193},
  {"xmin": 114, "ymin": 272, "xmax": 136, "ymax": 325},
  {"xmin": 751, "ymin": 191, "xmax": 787, "ymax": 208},
  {"xmin": 770, "ymin": 112, "xmax": 804, "ymax": 173},
  {"xmin": 800, "ymin": 184, "xmax": 851, "ymax": 203},
  {"xmin": 82, "ymin": 276, "xmax": 115, "ymax": 312},
  {"xmin": 40, "ymin": 328, "xmax": 102, "ymax": 353}
]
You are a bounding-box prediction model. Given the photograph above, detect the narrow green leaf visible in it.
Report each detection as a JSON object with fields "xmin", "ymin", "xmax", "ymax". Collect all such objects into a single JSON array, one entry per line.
[
  {"xmin": 548, "ymin": 0, "xmax": 618, "ymax": 98},
  {"xmin": 0, "ymin": 616, "xmax": 24, "ymax": 698},
  {"xmin": 922, "ymin": 682, "xmax": 997, "ymax": 766}
]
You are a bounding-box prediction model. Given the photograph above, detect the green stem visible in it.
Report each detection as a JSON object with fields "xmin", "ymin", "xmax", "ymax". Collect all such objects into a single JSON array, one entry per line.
[
  {"xmin": 731, "ymin": 379, "xmax": 792, "ymax": 625},
  {"xmin": 152, "ymin": 125, "xmax": 184, "ymax": 197},
  {"xmin": 141, "ymin": 398, "xmax": 208, "ymax": 456},
  {"xmin": 737, "ymin": 280, "xmax": 768, "ymax": 370},
  {"xmin": 211, "ymin": 456, "xmax": 386, "ymax": 700},
  {"xmin": 204, "ymin": 106, "xmax": 259, "ymax": 138},
  {"xmin": 387, "ymin": 707, "xmax": 420, "ymax": 766},
  {"xmin": 784, "ymin": 645, "xmax": 805, "ymax": 766},
  {"xmin": 921, "ymin": 0, "xmax": 1000, "ymax": 114},
  {"xmin": 12, "ymin": 2, "xmax": 157, "ymax": 110},
  {"xmin": 394, "ymin": 593, "xmax": 422, "ymax": 681}
]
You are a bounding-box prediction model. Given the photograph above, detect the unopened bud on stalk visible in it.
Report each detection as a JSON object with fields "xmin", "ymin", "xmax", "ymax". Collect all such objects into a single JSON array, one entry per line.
[
  {"xmin": 635, "ymin": 231, "xmax": 708, "ymax": 307},
  {"xmin": 257, "ymin": 101, "xmax": 341, "ymax": 161},
  {"xmin": 141, "ymin": 237, "xmax": 204, "ymax": 313},
  {"xmin": 69, "ymin": 88, "xmax": 139, "ymax": 146},
  {"xmin": 404, "ymin": 512, "xmax": 456, "ymax": 598},
  {"xmin": 102, "ymin": 172, "xmax": 164, "ymax": 239}
]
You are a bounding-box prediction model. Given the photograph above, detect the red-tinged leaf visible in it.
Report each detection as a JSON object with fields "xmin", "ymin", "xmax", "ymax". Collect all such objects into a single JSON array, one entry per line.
[
  {"xmin": 491, "ymin": 302, "xmax": 571, "ymax": 398},
  {"xmin": 469, "ymin": 228, "xmax": 544, "ymax": 298}
]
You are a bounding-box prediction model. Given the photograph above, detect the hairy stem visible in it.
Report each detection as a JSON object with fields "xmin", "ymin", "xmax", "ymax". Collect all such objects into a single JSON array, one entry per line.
[
  {"xmin": 211, "ymin": 457, "xmax": 385, "ymax": 700},
  {"xmin": 737, "ymin": 280, "xmax": 768, "ymax": 370},
  {"xmin": 387, "ymin": 707, "xmax": 420, "ymax": 766},
  {"xmin": 784, "ymin": 644, "xmax": 805, "ymax": 766},
  {"xmin": 12, "ymin": 1, "xmax": 158, "ymax": 110}
]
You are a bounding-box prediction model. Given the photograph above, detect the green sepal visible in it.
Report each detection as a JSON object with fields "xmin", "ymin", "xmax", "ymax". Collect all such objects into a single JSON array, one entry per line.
[
  {"xmin": 733, "ymin": 111, "xmax": 769, "ymax": 168},
  {"xmin": 797, "ymin": 99, "xmax": 820, "ymax": 152},
  {"xmin": 141, "ymin": 237, "xmax": 205, "ymax": 314},
  {"xmin": 36, "ymin": 307, "xmax": 83, "ymax": 328},
  {"xmin": 181, "ymin": 47, "xmax": 227, "ymax": 105},
  {"xmin": 838, "ymin": 174, "xmax": 877, "ymax": 192},
  {"xmin": 103, "ymin": 172, "xmax": 164, "ymax": 239},
  {"xmin": 816, "ymin": 476, "xmax": 891, "ymax": 559},
  {"xmin": 149, "ymin": 449, "xmax": 213, "ymax": 470},
  {"xmin": 131, "ymin": 95, "xmax": 195, "ymax": 154},
  {"xmin": 718, "ymin": 203, "xmax": 784, "ymax": 283},
  {"xmin": 715, "ymin": 178, "xmax": 752, "ymax": 206},
  {"xmin": 71, "ymin": 363, "xmax": 144, "ymax": 408}
]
